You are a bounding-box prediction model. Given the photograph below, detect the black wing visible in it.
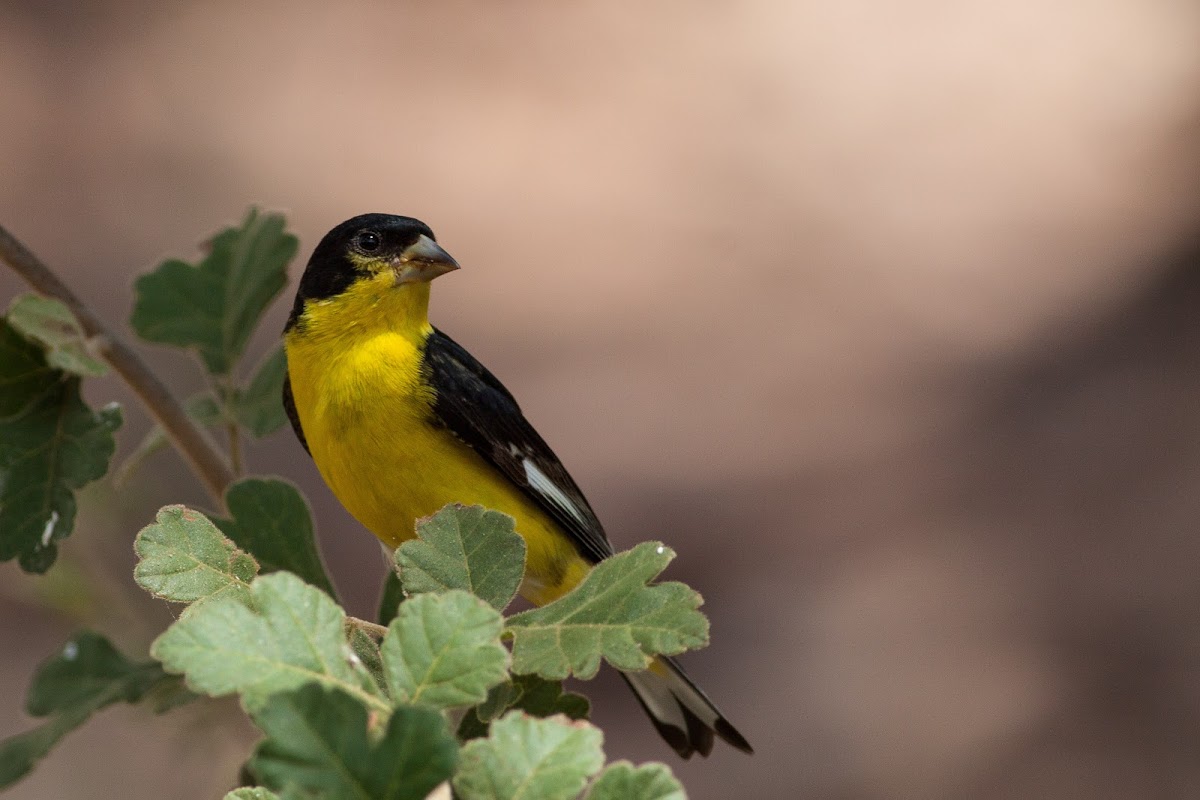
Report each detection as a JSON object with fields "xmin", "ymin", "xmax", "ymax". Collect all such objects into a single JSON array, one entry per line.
[
  {"xmin": 282, "ymin": 372, "xmax": 310, "ymax": 454},
  {"xmin": 423, "ymin": 328, "xmax": 614, "ymax": 564}
]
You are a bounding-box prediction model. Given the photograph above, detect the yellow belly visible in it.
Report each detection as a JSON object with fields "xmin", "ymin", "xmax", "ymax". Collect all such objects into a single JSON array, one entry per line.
[{"xmin": 285, "ymin": 328, "xmax": 590, "ymax": 605}]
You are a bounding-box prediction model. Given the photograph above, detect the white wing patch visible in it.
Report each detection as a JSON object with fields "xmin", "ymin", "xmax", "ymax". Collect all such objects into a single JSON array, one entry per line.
[{"xmin": 522, "ymin": 457, "xmax": 588, "ymax": 526}]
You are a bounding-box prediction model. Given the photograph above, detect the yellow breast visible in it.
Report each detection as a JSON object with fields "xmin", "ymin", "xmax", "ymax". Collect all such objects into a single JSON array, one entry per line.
[{"xmin": 284, "ymin": 276, "xmax": 590, "ymax": 605}]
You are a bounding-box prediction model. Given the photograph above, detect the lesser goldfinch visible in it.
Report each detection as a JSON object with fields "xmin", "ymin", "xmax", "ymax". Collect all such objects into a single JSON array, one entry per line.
[{"xmin": 282, "ymin": 213, "xmax": 751, "ymax": 758}]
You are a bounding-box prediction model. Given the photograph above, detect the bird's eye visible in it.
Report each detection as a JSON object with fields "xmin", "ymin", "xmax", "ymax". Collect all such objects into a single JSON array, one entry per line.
[{"xmin": 356, "ymin": 231, "xmax": 381, "ymax": 252}]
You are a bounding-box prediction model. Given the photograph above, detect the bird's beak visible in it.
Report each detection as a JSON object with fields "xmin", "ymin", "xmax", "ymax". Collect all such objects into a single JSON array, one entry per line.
[{"xmin": 392, "ymin": 235, "xmax": 461, "ymax": 285}]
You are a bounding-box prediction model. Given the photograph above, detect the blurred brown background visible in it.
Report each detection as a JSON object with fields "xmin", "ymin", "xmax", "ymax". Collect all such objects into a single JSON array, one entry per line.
[{"xmin": 3, "ymin": 0, "xmax": 1200, "ymax": 797}]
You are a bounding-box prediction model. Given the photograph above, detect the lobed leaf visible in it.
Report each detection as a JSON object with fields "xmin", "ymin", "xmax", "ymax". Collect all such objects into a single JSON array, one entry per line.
[
  {"xmin": 185, "ymin": 393, "xmax": 223, "ymax": 426},
  {"xmin": 347, "ymin": 627, "xmax": 387, "ymax": 694},
  {"xmin": 458, "ymin": 674, "xmax": 590, "ymax": 742},
  {"xmin": 381, "ymin": 590, "xmax": 509, "ymax": 710},
  {"xmin": 583, "ymin": 762, "xmax": 685, "ymax": 800},
  {"xmin": 134, "ymin": 505, "xmax": 257, "ymax": 606},
  {"xmin": 453, "ymin": 712, "xmax": 604, "ymax": 800},
  {"xmin": 212, "ymin": 478, "xmax": 335, "ymax": 597},
  {"xmin": 473, "ymin": 681, "xmax": 522, "ymax": 726},
  {"xmin": 0, "ymin": 317, "xmax": 60, "ymax": 417},
  {"xmin": 248, "ymin": 685, "xmax": 457, "ymax": 800},
  {"xmin": 143, "ymin": 675, "xmax": 198, "ymax": 714},
  {"xmin": 224, "ymin": 789, "xmax": 280, "ymax": 800},
  {"xmin": 149, "ymin": 572, "xmax": 385, "ymax": 713},
  {"xmin": 0, "ymin": 633, "xmax": 166, "ymax": 788},
  {"xmin": 505, "ymin": 675, "xmax": 590, "ymax": 722},
  {"xmin": 7, "ymin": 294, "xmax": 107, "ymax": 376},
  {"xmin": 24, "ymin": 632, "xmax": 162, "ymax": 717},
  {"xmin": 0, "ymin": 321, "xmax": 121, "ymax": 573},
  {"xmin": 396, "ymin": 504, "xmax": 526, "ymax": 612},
  {"xmin": 0, "ymin": 715, "xmax": 85, "ymax": 790},
  {"xmin": 504, "ymin": 543, "xmax": 708, "ymax": 680},
  {"xmin": 130, "ymin": 209, "xmax": 296, "ymax": 375}
]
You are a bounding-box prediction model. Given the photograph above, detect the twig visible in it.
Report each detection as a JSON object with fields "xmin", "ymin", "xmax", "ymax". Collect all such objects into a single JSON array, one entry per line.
[
  {"xmin": 227, "ymin": 421, "xmax": 242, "ymax": 477},
  {"xmin": 220, "ymin": 376, "xmax": 243, "ymax": 477},
  {"xmin": 0, "ymin": 223, "xmax": 235, "ymax": 503}
]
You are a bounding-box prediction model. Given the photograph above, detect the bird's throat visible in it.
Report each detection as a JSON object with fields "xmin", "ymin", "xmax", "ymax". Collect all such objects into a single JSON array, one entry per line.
[{"xmin": 289, "ymin": 275, "xmax": 433, "ymax": 349}]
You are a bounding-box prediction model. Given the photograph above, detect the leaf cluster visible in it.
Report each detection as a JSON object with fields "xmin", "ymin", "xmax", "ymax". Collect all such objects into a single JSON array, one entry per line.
[
  {"xmin": 0, "ymin": 211, "xmax": 710, "ymax": 799},
  {"xmin": 133, "ymin": 501, "xmax": 697, "ymax": 799},
  {"xmin": 0, "ymin": 632, "xmax": 186, "ymax": 787},
  {"xmin": 122, "ymin": 208, "xmax": 296, "ymax": 479},
  {"xmin": 1, "ymin": 209, "xmax": 294, "ymax": 572},
  {"xmin": 0, "ymin": 312, "xmax": 121, "ymax": 571}
]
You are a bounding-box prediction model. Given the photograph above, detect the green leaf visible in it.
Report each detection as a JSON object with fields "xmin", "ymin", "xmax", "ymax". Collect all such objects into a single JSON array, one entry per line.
[
  {"xmin": 234, "ymin": 346, "xmax": 289, "ymax": 436},
  {"xmin": 377, "ymin": 570, "xmax": 405, "ymax": 627},
  {"xmin": 212, "ymin": 478, "xmax": 335, "ymax": 598},
  {"xmin": 584, "ymin": 762, "xmax": 685, "ymax": 800},
  {"xmin": 6, "ymin": 294, "xmax": 107, "ymax": 376},
  {"xmin": 134, "ymin": 505, "xmax": 258, "ymax": 606},
  {"xmin": 143, "ymin": 675, "xmax": 199, "ymax": 714},
  {"xmin": 504, "ymin": 542, "xmax": 708, "ymax": 680},
  {"xmin": 0, "ymin": 705, "xmax": 90, "ymax": 788},
  {"xmin": 455, "ymin": 708, "xmax": 491, "ymax": 743},
  {"xmin": 186, "ymin": 392, "xmax": 222, "ymax": 425},
  {"xmin": 224, "ymin": 789, "xmax": 280, "ymax": 800},
  {"xmin": 453, "ymin": 712, "xmax": 604, "ymax": 800},
  {"xmin": 0, "ymin": 633, "xmax": 165, "ymax": 789},
  {"xmin": 381, "ymin": 590, "xmax": 508, "ymax": 709},
  {"xmin": 130, "ymin": 209, "xmax": 296, "ymax": 375},
  {"xmin": 249, "ymin": 685, "xmax": 457, "ymax": 800},
  {"xmin": 0, "ymin": 317, "xmax": 59, "ymax": 417},
  {"xmin": 0, "ymin": 321, "xmax": 121, "ymax": 573},
  {"xmin": 458, "ymin": 675, "xmax": 589, "ymax": 742},
  {"xmin": 25, "ymin": 632, "xmax": 162, "ymax": 716},
  {"xmin": 150, "ymin": 572, "xmax": 386, "ymax": 713},
  {"xmin": 395, "ymin": 504, "xmax": 526, "ymax": 611},
  {"xmin": 473, "ymin": 681, "xmax": 523, "ymax": 725},
  {"xmin": 507, "ymin": 675, "xmax": 590, "ymax": 721},
  {"xmin": 347, "ymin": 627, "xmax": 387, "ymax": 693}
]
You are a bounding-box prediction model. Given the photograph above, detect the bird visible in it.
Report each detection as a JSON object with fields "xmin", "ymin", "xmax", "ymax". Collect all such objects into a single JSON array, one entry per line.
[{"xmin": 281, "ymin": 213, "xmax": 752, "ymax": 758}]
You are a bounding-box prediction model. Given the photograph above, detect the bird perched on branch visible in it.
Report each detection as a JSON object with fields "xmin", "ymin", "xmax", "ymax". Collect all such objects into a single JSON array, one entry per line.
[{"xmin": 282, "ymin": 213, "xmax": 751, "ymax": 758}]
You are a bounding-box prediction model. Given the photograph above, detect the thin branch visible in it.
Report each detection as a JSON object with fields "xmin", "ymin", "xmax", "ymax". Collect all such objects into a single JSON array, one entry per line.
[
  {"xmin": 227, "ymin": 420, "xmax": 243, "ymax": 477},
  {"xmin": 0, "ymin": 223, "xmax": 236, "ymax": 503},
  {"xmin": 219, "ymin": 375, "xmax": 243, "ymax": 477},
  {"xmin": 204, "ymin": 373, "xmax": 241, "ymax": 480}
]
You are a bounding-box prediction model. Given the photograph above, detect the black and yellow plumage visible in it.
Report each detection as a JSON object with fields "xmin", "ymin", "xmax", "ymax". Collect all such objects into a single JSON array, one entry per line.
[{"xmin": 282, "ymin": 213, "xmax": 751, "ymax": 758}]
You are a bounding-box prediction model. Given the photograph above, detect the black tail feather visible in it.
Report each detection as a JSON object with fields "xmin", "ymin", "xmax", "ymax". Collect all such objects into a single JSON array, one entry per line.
[{"xmin": 620, "ymin": 656, "xmax": 753, "ymax": 759}]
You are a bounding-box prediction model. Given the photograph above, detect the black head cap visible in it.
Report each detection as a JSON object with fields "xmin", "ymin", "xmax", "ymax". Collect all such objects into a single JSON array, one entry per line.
[{"xmin": 285, "ymin": 214, "xmax": 437, "ymax": 331}]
